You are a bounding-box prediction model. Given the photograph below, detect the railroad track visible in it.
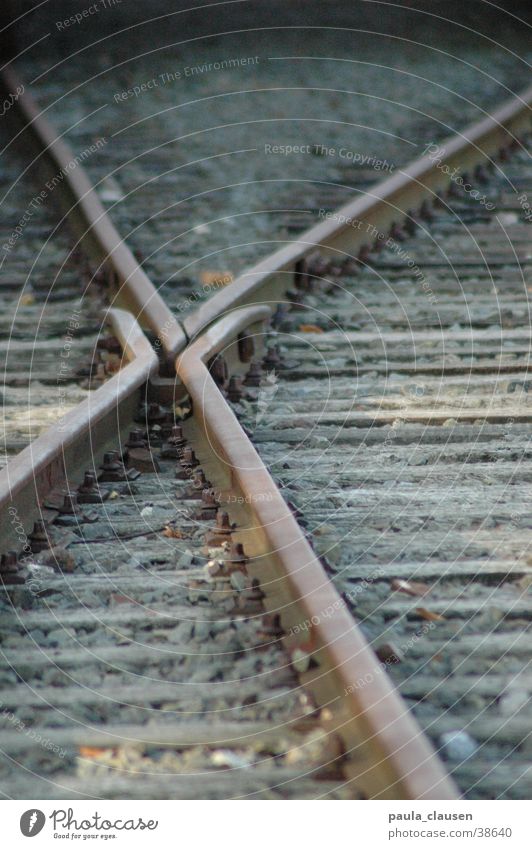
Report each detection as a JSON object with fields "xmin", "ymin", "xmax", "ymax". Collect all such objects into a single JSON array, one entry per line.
[
  {"xmin": 226, "ymin": 142, "xmax": 532, "ymax": 799},
  {"xmin": 0, "ymin": 63, "xmax": 531, "ymax": 800},
  {"xmin": 0, "ymin": 136, "xmax": 110, "ymax": 470}
]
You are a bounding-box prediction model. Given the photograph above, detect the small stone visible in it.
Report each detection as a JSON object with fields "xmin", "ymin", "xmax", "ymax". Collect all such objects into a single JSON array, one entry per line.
[
  {"xmin": 439, "ymin": 730, "xmax": 477, "ymax": 761},
  {"xmin": 42, "ymin": 547, "xmax": 76, "ymax": 574},
  {"xmin": 230, "ymin": 570, "xmax": 248, "ymax": 592},
  {"xmin": 177, "ymin": 550, "xmax": 194, "ymax": 568},
  {"xmin": 314, "ymin": 524, "xmax": 335, "ymax": 537},
  {"xmin": 46, "ymin": 627, "xmax": 76, "ymax": 647},
  {"xmin": 193, "ymin": 621, "xmax": 212, "ymax": 640},
  {"xmin": 203, "ymin": 560, "xmax": 223, "ymax": 581},
  {"xmin": 391, "ymin": 578, "xmax": 430, "ymax": 597},
  {"xmin": 499, "ymin": 688, "xmax": 530, "ymax": 716},
  {"xmin": 291, "ymin": 647, "xmax": 311, "ymax": 673},
  {"xmin": 210, "ymin": 749, "xmax": 253, "ymax": 768},
  {"xmin": 24, "ymin": 562, "xmax": 55, "ymax": 580}
]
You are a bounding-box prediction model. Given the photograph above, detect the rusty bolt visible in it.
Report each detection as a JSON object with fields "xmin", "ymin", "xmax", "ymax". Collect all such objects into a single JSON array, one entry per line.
[
  {"xmin": 99, "ymin": 450, "xmax": 141, "ymax": 482},
  {"xmin": 180, "ymin": 447, "xmax": 199, "ymax": 469},
  {"xmin": 447, "ymin": 180, "xmax": 462, "ymax": 199},
  {"xmin": 29, "ymin": 520, "xmax": 51, "ymax": 553},
  {"xmin": 146, "ymin": 403, "xmax": 168, "ymax": 425},
  {"xmin": 206, "ymin": 510, "xmax": 235, "ymax": 545},
  {"xmin": 125, "ymin": 429, "xmax": 146, "ymax": 449},
  {"xmin": 271, "ymin": 304, "xmax": 288, "ymax": 328},
  {"xmin": 243, "ymin": 361, "xmax": 262, "ymax": 387},
  {"xmin": 245, "ymin": 578, "xmax": 265, "ymax": 602},
  {"xmin": 390, "ymin": 222, "xmax": 407, "ymax": 241},
  {"xmin": 262, "ymin": 346, "xmax": 282, "ymax": 370},
  {"xmin": 404, "ymin": 211, "xmax": 417, "ymax": 236},
  {"xmin": 238, "ymin": 332, "xmax": 255, "ymax": 363},
  {"xmin": 77, "ymin": 472, "xmax": 109, "ymax": 504},
  {"xmin": 126, "ymin": 444, "xmax": 160, "ymax": 474},
  {"xmin": 209, "ymin": 355, "xmax": 229, "ymax": 387},
  {"xmin": 227, "ymin": 542, "xmax": 248, "ymax": 567},
  {"xmin": 474, "ymin": 164, "xmax": 489, "ymax": 184},
  {"xmin": 357, "ymin": 244, "xmax": 372, "ymax": 264},
  {"xmin": 0, "ymin": 550, "xmax": 24, "ymax": 585},
  {"xmin": 101, "ymin": 451, "xmax": 122, "ymax": 472},
  {"xmin": 175, "ymin": 447, "xmax": 200, "ymax": 479},
  {"xmin": 294, "ymin": 257, "xmax": 310, "ymax": 291},
  {"xmin": 260, "ymin": 613, "xmax": 284, "ymax": 639},
  {"xmin": 238, "ymin": 578, "xmax": 265, "ymax": 613},
  {"xmin": 227, "ymin": 376, "xmax": 243, "ymax": 403},
  {"xmin": 306, "ymin": 251, "xmax": 328, "ymax": 278},
  {"xmin": 59, "ymin": 492, "xmax": 82, "ymax": 515},
  {"xmin": 194, "ymin": 488, "xmax": 219, "ymax": 521},
  {"xmin": 1, "ymin": 551, "xmax": 19, "ymax": 572},
  {"xmin": 216, "ymin": 511, "xmax": 233, "ymax": 534},
  {"xmin": 185, "ymin": 470, "xmax": 211, "ymax": 499},
  {"xmin": 160, "ymin": 424, "xmax": 187, "ymax": 459}
]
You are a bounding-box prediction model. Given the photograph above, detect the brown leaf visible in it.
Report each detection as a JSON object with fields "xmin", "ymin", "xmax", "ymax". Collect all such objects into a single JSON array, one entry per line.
[
  {"xmin": 163, "ymin": 525, "xmax": 185, "ymax": 539},
  {"xmin": 109, "ymin": 593, "xmax": 133, "ymax": 606},
  {"xmin": 415, "ymin": 607, "xmax": 445, "ymax": 621},
  {"xmin": 200, "ymin": 271, "xmax": 233, "ymax": 287},
  {"xmin": 391, "ymin": 578, "xmax": 430, "ymax": 597},
  {"xmin": 79, "ymin": 746, "xmax": 110, "ymax": 759},
  {"xmin": 299, "ymin": 324, "xmax": 324, "ymax": 333}
]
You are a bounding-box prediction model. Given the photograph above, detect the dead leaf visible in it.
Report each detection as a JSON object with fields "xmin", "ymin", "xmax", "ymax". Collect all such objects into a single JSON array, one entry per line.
[
  {"xmin": 415, "ymin": 607, "xmax": 445, "ymax": 621},
  {"xmin": 79, "ymin": 746, "xmax": 110, "ymax": 759},
  {"xmin": 102, "ymin": 353, "xmax": 122, "ymax": 374},
  {"xmin": 391, "ymin": 578, "xmax": 430, "ymax": 597},
  {"xmin": 299, "ymin": 324, "xmax": 324, "ymax": 333},
  {"xmin": 200, "ymin": 271, "xmax": 233, "ymax": 287},
  {"xmin": 20, "ymin": 293, "xmax": 35, "ymax": 306},
  {"xmin": 109, "ymin": 593, "xmax": 133, "ymax": 606},
  {"xmin": 163, "ymin": 525, "xmax": 185, "ymax": 539}
]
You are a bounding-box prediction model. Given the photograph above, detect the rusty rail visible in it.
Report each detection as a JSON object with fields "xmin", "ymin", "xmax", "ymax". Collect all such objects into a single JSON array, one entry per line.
[
  {"xmin": 0, "ymin": 65, "xmax": 185, "ymax": 363},
  {"xmin": 3, "ymin": 66, "xmax": 532, "ymax": 798},
  {"xmin": 176, "ymin": 306, "xmax": 458, "ymax": 800},
  {"xmin": 0, "ymin": 309, "xmax": 158, "ymax": 549},
  {"xmin": 183, "ymin": 84, "xmax": 532, "ymax": 342}
]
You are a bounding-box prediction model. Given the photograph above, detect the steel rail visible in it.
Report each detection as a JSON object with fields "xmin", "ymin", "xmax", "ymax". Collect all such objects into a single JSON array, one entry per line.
[
  {"xmin": 3, "ymin": 65, "xmax": 530, "ymax": 355},
  {"xmin": 0, "ymin": 65, "xmax": 185, "ymax": 363},
  {"xmin": 183, "ymin": 85, "xmax": 532, "ymax": 342},
  {"xmin": 176, "ymin": 305, "xmax": 458, "ymax": 800},
  {"xmin": 2, "ymin": 70, "xmax": 530, "ymax": 798},
  {"xmin": 0, "ymin": 308, "xmax": 159, "ymax": 549}
]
